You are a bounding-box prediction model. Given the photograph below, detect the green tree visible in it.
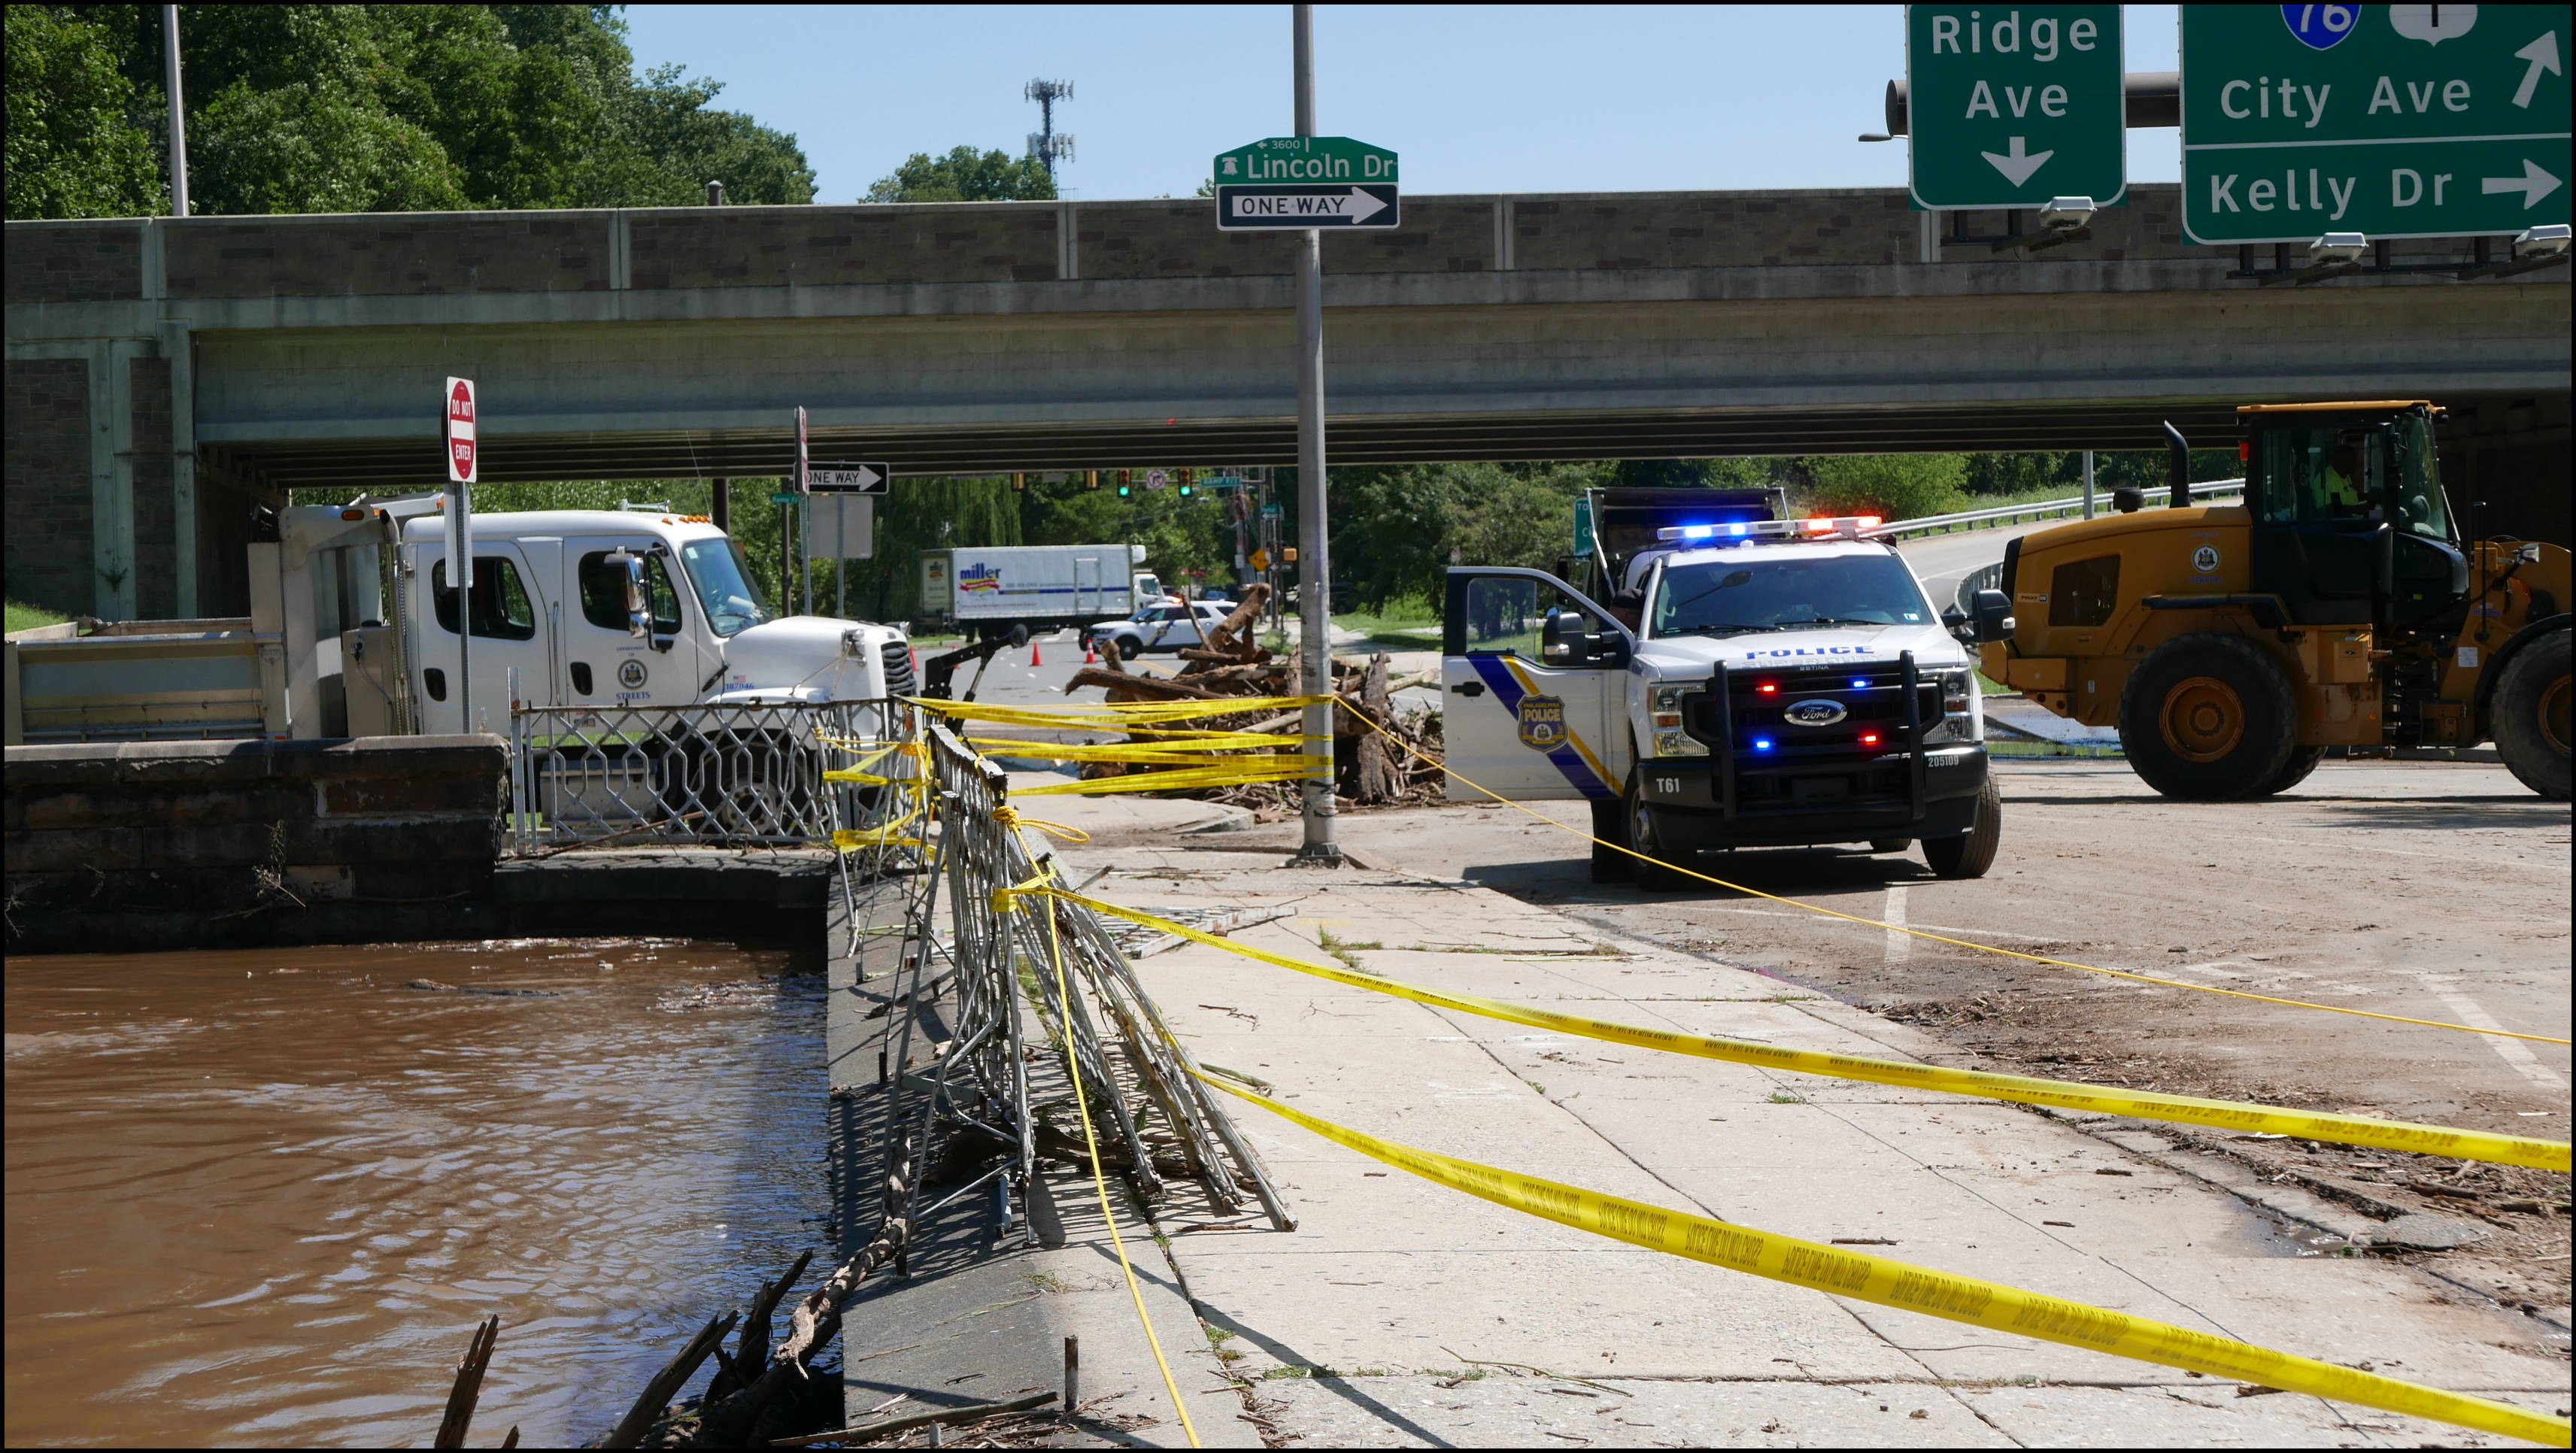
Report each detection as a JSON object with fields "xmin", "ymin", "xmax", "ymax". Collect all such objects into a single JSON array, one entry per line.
[
  {"xmin": 1796, "ymin": 453, "xmax": 1967, "ymax": 520},
  {"xmin": 865, "ymin": 145, "xmax": 1054, "ymax": 202},
  {"xmin": 8, "ymin": 4, "xmax": 813, "ymax": 220},
  {"xmin": 5, "ymin": 5, "xmax": 166, "ymax": 219}
]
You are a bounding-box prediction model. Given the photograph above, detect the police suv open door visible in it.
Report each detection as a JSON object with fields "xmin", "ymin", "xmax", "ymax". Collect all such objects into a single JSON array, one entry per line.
[{"xmin": 1441, "ymin": 568, "xmax": 1629, "ymax": 801}]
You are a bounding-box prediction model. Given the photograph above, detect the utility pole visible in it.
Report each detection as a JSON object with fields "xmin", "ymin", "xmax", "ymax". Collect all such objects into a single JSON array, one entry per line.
[
  {"xmin": 162, "ymin": 5, "xmax": 189, "ymax": 217},
  {"xmin": 1024, "ymin": 79, "xmax": 1076, "ymax": 186},
  {"xmin": 1290, "ymin": 2, "xmax": 1342, "ymax": 866},
  {"xmin": 2081, "ymin": 450, "xmax": 2096, "ymax": 520}
]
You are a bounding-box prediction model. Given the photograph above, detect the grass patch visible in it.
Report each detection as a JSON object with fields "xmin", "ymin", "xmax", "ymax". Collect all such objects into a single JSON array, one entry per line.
[
  {"xmin": 6, "ymin": 599, "xmax": 69, "ymax": 634},
  {"xmin": 1766, "ymin": 1090, "xmax": 1806, "ymax": 1104},
  {"xmin": 1315, "ymin": 927, "xmax": 1381, "ymax": 971}
]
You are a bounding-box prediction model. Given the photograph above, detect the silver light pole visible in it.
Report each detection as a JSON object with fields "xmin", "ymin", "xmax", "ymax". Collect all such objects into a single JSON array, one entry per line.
[
  {"xmin": 2081, "ymin": 449, "xmax": 2096, "ymax": 520},
  {"xmin": 1291, "ymin": 2, "xmax": 1342, "ymax": 866},
  {"xmin": 163, "ymin": 5, "xmax": 189, "ymax": 217}
]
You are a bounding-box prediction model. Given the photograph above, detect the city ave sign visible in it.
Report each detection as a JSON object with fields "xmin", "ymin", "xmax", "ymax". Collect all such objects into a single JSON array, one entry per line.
[
  {"xmin": 1907, "ymin": 5, "xmax": 2125, "ymax": 209},
  {"xmin": 2183, "ymin": 4, "xmax": 2572, "ymax": 243},
  {"xmin": 1214, "ymin": 136, "xmax": 1401, "ymax": 229}
]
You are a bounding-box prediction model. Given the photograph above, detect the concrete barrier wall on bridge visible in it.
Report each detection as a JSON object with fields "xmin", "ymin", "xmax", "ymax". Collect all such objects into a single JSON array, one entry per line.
[{"xmin": 8, "ymin": 185, "xmax": 2567, "ymax": 619}]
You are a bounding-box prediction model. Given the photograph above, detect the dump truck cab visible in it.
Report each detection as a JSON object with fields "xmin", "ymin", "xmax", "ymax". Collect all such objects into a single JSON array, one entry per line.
[{"xmin": 1985, "ymin": 403, "xmax": 2570, "ymax": 800}]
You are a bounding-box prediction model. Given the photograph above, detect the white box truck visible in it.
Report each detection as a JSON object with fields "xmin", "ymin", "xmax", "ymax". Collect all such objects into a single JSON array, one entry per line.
[{"xmin": 918, "ymin": 544, "xmax": 1154, "ymax": 639}]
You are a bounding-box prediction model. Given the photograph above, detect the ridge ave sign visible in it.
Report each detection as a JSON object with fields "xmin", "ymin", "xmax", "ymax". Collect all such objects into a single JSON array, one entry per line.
[
  {"xmin": 2182, "ymin": 4, "xmax": 2572, "ymax": 243},
  {"xmin": 1214, "ymin": 135, "xmax": 1401, "ymax": 229},
  {"xmin": 1907, "ymin": 5, "xmax": 2125, "ymax": 209},
  {"xmin": 443, "ymin": 376, "xmax": 477, "ymax": 484}
]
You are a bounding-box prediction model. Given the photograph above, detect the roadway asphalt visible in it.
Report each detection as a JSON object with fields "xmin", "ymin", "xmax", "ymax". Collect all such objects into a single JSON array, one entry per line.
[{"xmin": 1892, "ymin": 517, "xmax": 2066, "ymax": 612}]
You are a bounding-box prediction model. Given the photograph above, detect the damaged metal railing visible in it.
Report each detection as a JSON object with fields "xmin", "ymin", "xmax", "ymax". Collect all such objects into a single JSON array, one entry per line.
[{"xmin": 505, "ymin": 699, "xmax": 900, "ymax": 852}]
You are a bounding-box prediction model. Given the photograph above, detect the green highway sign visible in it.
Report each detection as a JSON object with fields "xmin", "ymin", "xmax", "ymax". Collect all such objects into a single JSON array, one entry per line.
[
  {"xmin": 1214, "ymin": 136, "xmax": 1401, "ymax": 230},
  {"xmin": 1215, "ymin": 136, "xmax": 1397, "ymax": 186},
  {"xmin": 1907, "ymin": 5, "xmax": 2124, "ymax": 209},
  {"xmin": 2182, "ymin": 5, "xmax": 2572, "ymax": 244}
]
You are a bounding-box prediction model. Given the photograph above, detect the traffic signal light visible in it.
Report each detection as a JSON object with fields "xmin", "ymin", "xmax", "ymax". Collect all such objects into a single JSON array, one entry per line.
[
  {"xmin": 1086, "ymin": 469, "xmax": 1100, "ymax": 490},
  {"xmin": 1176, "ymin": 467, "xmax": 1195, "ymax": 498},
  {"xmin": 1116, "ymin": 469, "xmax": 1133, "ymax": 498}
]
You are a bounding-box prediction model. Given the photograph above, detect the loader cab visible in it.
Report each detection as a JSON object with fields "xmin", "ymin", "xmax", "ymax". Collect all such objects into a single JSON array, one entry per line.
[{"xmin": 2243, "ymin": 402, "xmax": 2468, "ymax": 626}]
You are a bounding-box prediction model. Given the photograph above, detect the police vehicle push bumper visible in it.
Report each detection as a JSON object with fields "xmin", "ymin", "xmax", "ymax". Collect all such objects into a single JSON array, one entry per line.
[{"xmin": 1632, "ymin": 653, "xmax": 1989, "ymax": 853}]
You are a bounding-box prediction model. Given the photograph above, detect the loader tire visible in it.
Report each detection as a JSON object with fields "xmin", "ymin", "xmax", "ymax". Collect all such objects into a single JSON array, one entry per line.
[
  {"xmin": 2117, "ymin": 632, "xmax": 2298, "ymax": 801},
  {"xmin": 1922, "ymin": 776, "xmax": 2001, "ymax": 879},
  {"xmin": 2256, "ymin": 746, "xmax": 2329, "ymax": 796},
  {"xmin": 2492, "ymin": 629, "xmax": 2571, "ymax": 801}
]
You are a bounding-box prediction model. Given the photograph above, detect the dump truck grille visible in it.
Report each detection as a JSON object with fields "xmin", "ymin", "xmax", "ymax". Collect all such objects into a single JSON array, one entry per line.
[{"xmin": 880, "ymin": 640, "xmax": 917, "ymax": 697}]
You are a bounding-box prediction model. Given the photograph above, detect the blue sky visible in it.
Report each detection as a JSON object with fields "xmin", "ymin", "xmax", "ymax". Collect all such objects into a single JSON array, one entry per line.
[{"xmin": 623, "ymin": 4, "xmax": 2183, "ymax": 202}]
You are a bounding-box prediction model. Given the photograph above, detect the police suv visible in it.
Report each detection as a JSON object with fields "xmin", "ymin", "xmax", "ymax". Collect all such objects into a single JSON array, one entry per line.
[{"xmin": 1440, "ymin": 487, "xmax": 2001, "ymax": 887}]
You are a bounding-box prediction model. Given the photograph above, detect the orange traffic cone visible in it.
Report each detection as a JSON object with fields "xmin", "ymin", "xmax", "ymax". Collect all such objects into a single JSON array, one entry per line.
[
  {"xmin": 909, "ymin": 645, "xmax": 921, "ymax": 675},
  {"xmin": 1030, "ymin": 638, "xmax": 1044, "ymax": 667},
  {"xmin": 1084, "ymin": 639, "xmax": 1098, "ymax": 663}
]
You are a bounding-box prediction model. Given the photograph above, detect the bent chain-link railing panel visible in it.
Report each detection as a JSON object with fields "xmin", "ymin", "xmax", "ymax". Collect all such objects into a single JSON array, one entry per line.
[
  {"xmin": 856, "ymin": 721, "xmax": 1295, "ymax": 1233},
  {"xmin": 508, "ymin": 699, "xmax": 903, "ymax": 851}
]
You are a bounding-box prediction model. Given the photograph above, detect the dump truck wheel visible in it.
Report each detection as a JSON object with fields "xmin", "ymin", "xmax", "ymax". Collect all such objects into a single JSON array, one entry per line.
[
  {"xmin": 1590, "ymin": 798, "xmax": 1633, "ymax": 883},
  {"xmin": 1623, "ymin": 769, "xmax": 1683, "ymax": 890},
  {"xmin": 2118, "ymin": 632, "xmax": 2298, "ymax": 800},
  {"xmin": 2493, "ymin": 629, "xmax": 2571, "ymax": 801},
  {"xmin": 1922, "ymin": 776, "xmax": 2001, "ymax": 878},
  {"xmin": 2256, "ymin": 746, "xmax": 2329, "ymax": 796}
]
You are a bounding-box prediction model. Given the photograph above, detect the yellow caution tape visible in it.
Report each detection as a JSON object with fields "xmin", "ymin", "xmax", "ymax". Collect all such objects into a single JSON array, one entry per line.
[
  {"xmin": 1044, "ymin": 887, "xmax": 2568, "ymax": 1172},
  {"xmin": 1007, "ymin": 757, "xmax": 1330, "ymax": 796},
  {"xmin": 965, "ymin": 736, "xmax": 1321, "ymax": 766},
  {"xmin": 1031, "ymin": 882, "xmax": 1203, "ymax": 1446},
  {"xmin": 990, "ymin": 805, "xmax": 1090, "ymax": 845},
  {"xmin": 1339, "ymin": 705, "xmax": 2571, "ymax": 1048},
  {"xmin": 1196, "ymin": 1070, "xmax": 2570, "ymax": 1448},
  {"xmin": 914, "ymin": 694, "xmax": 1330, "ymax": 728}
]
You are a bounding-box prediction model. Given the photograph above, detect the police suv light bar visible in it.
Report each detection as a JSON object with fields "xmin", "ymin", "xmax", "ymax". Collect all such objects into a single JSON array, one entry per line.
[{"xmin": 1656, "ymin": 516, "xmax": 1882, "ymax": 544}]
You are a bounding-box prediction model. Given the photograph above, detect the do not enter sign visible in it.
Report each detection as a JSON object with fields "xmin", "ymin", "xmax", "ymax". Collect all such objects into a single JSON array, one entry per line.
[{"xmin": 445, "ymin": 376, "xmax": 478, "ymax": 484}]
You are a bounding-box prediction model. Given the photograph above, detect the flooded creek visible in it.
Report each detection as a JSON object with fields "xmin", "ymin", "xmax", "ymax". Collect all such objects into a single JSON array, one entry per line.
[{"xmin": 5, "ymin": 937, "xmax": 828, "ymax": 1448}]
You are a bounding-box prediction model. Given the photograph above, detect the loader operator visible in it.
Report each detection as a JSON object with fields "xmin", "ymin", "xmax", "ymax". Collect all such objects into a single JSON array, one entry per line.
[{"xmin": 2320, "ymin": 438, "xmax": 2374, "ymax": 519}]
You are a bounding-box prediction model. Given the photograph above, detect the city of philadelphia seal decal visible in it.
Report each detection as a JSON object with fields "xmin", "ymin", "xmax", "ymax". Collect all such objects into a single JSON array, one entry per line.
[{"xmin": 1516, "ymin": 694, "xmax": 1568, "ymax": 751}]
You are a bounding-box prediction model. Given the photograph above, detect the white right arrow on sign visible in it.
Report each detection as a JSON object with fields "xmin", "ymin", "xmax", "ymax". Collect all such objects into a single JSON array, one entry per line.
[
  {"xmin": 2483, "ymin": 158, "xmax": 2564, "ymax": 208},
  {"xmin": 1342, "ymin": 188, "xmax": 1388, "ymax": 223},
  {"xmin": 1980, "ymin": 136, "xmax": 2054, "ymax": 187}
]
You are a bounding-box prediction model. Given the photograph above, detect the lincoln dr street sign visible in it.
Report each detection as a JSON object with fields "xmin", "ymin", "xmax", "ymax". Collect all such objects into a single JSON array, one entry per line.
[
  {"xmin": 2183, "ymin": 4, "xmax": 2572, "ymax": 243},
  {"xmin": 1214, "ymin": 136, "xmax": 1401, "ymax": 230},
  {"xmin": 1908, "ymin": 5, "xmax": 2125, "ymax": 209}
]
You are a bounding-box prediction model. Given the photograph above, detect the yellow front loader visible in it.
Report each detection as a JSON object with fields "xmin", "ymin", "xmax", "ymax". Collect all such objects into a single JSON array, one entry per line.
[{"xmin": 1971, "ymin": 403, "xmax": 2569, "ymax": 800}]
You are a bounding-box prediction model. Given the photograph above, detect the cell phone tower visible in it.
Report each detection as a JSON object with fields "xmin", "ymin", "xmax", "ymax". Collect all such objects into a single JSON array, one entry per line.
[{"xmin": 1024, "ymin": 78, "xmax": 1075, "ymax": 184}]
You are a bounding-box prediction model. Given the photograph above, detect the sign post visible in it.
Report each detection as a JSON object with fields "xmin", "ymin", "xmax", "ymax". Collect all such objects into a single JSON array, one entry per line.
[
  {"xmin": 2182, "ymin": 5, "xmax": 2571, "ymax": 244},
  {"xmin": 443, "ymin": 376, "xmax": 478, "ymax": 733},
  {"xmin": 1291, "ymin": 6, "xmax": 1343, "ymax": 864},
  {"xmin": 1907, "ymin": 5, "xmax": 2125, "ymax": 211},
  {"xmin": 807, "ymin": 463, "xmax": 889, "ymax": 617}
]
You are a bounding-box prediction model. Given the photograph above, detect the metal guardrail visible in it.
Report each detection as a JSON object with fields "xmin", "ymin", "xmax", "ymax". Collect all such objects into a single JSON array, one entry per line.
[
  {"xmin": 1875, "ymin": 478, "xmax": 2247, "ymax": 541},
  {"xmin": 506, "ymin": 699, "xmax": 897, "ymax": 852}
]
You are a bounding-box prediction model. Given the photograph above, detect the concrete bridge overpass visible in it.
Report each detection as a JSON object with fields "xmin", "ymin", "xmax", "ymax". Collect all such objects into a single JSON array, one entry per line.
[{"xmin": 7, "ymin": 184, "xmax": 2567, "ymax": 618}]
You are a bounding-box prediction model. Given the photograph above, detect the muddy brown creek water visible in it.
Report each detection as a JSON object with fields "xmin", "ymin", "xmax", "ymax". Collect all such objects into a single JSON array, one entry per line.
[{"xmin": 5, "ymin": 937, "xmax": 829, "ymax": 1448}]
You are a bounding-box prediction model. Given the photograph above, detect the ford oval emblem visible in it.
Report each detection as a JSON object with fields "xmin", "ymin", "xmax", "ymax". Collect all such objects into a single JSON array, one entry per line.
[{"xmin": 1784, "ymin": 699, "xmax": 1847, "ymax": 726}]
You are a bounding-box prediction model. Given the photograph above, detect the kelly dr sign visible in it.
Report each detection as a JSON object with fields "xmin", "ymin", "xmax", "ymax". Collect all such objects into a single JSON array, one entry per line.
[{"xmin": 2182, "ymin": 3, "xmax": 2571, "ymax": 244}]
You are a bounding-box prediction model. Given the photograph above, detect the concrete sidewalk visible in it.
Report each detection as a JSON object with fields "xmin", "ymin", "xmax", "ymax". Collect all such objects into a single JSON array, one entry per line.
[{"xmin": 995, "ymin": 793, "xmax": 2568, "ymax": 1448}]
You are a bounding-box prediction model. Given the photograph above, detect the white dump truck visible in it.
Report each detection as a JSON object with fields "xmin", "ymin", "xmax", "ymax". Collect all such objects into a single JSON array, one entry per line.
[
  {"xmin": 917, "ymin": 544, "xmax": 1155, "ymax": 639},
  {"xmin": 1441, "ymin": 488, "xmax": 2000, "ymax": 887},
  {"xmin": 4, "ymin": 491, "xmax": 912, "ymax": 745}
]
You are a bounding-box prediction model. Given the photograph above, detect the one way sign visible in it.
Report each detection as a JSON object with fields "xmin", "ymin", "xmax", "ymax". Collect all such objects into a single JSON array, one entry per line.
[
  {"xmin": 1216, "ymin": 183, "xmax": 1400, "ymax": 230},
  {"xmin": 808, "ymin": 463, "xmax": 890, "ymax": 494}
]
